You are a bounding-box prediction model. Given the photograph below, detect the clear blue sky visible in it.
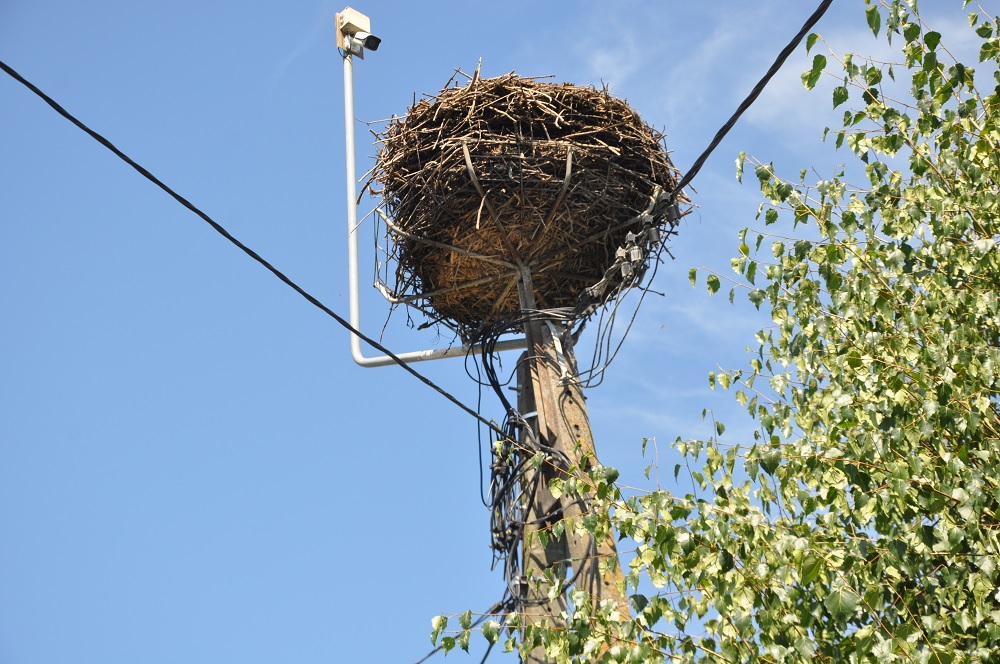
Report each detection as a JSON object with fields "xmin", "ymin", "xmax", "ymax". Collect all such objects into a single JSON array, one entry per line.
[{"xmin": 0, "ymin": 1, "xmax": 981, "ymax": 662}]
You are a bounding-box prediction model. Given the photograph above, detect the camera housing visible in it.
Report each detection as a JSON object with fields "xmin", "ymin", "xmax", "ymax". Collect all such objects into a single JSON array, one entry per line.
[
  {"xmin": 354, "ymin": 31, "xmax": 381, "ymax": 51},
  {"xmin": 336, "ymin": 7, "xmax": 380, "ymax": 57}
]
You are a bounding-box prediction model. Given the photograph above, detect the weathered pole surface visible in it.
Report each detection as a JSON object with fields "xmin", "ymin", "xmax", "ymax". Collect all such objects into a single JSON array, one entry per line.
[
  {"xmin": 516, "ymin": 268, "xmax": 629, "ymax": 662},
  {"xmin": 517, "ymin": 354, "xmax": 570, "ymax": 652}
]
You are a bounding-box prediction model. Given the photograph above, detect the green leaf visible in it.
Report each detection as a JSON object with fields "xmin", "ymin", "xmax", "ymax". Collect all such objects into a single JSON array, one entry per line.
[
  {"xmin": 833, "ymin": 85, "xmax": 849, "ymax": 108},
  {"xmin": 866, "ymin": 5, "xmax": 881, "ymax": 36},
  {"xmin": 459, "ymin": 609, "xmax": 472, "ymax": 630},
  {"xmin": 482, "ymin": 620, "xmax": 501, "ymax": 644},
  {"xmin": 825, "ymin": 586, "xmax": 859, "ymax": 619},
  {"xmin": 980, "ymin": 37, "xmax": 1000, "ymax": 62},
  {"xmin": 800, "ymin": 554, "xmax": 822, "ymax": 584},
  {"xmin": 760, "ymin": 448, "xmax": 780, "ymax": 475},
  {"xmin": 431, "ymin": 615, "xmax": 448, "ymax": 646},
  {"xmin": 707, "ymin": 274, "xmax": 721, "ymax": 295},
  {"xmin": 925, "ymin": 31, "xmax": 941, "ymax": 51},
  {"xmin": 688, "ymin": 267, "xmax": 698, "ymax": 287},
  {"xmin": 802, "ymin": 54, "xmax": 827, "ymax": 90},
  {"xmin": 806, "ymin": 32, "xmax": 819, "ymax": 53},
  {"xmin": 718, "ymin": 549, "xmax": 734, "ymax": 571}
]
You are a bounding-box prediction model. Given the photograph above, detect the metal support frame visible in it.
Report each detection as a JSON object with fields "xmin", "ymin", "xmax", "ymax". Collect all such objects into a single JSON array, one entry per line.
[{"xmin": 341, "ymin": 45, "xmax": 526, "ymax": 367}]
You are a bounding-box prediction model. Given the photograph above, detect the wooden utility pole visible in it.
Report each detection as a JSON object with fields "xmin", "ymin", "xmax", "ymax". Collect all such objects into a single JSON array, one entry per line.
[{"xmin": 515, "ymin": 267, "xmax": 629, "ymax": 662}]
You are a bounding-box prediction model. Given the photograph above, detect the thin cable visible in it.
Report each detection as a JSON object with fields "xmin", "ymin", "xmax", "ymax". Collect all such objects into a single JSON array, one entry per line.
[
  {"xmin": 0, "ymin": 58, "xmax": 506, "ymax": 440},
  {"xmin": 668, "ymin": 0, "xmax": 833, "ymax": 198}
]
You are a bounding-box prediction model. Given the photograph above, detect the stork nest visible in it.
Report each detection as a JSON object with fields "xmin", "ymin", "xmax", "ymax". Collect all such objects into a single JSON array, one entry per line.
[{"xmin": 371, "ymin": 72, "xmax": 687, "ymax": 342}]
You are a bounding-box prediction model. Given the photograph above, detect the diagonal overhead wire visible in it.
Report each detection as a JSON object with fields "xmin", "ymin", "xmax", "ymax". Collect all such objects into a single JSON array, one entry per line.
[
  {"xmin": 667, "ymin": 0, "xmax": 834, "ymax": 199},
  {"xmin": 0, "ymin": 0, "xmax": 832, "ymax": 441},
  {"xmin": 0, "ymin": 58, "xmax": 506, "ymax": 439}
]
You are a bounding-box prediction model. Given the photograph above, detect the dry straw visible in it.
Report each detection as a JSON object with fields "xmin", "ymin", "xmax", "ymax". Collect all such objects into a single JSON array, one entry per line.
[{"xmin": 370, "ymin": 70, "xmax": 687, "ymax": 341}]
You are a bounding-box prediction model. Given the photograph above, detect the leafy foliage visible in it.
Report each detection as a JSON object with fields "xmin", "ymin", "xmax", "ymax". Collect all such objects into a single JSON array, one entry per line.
[{"xmin": 435, "ymin": 2, "xmax": 1000, "ymax": 660}]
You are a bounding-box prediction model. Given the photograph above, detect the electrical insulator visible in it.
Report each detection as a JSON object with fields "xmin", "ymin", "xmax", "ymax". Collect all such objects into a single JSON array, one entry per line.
[
  {"xmin": 620, "ymin": 261, "xmax": 634, "ymax": 278},
  {"xmin": 616, "ymin": 247, "xmax": 627, "ymax": 260},
  {"xmin": 666, "ymin": 201, "xmax": 681, "ymax": 222},
  {"xmin": 648, "ymin": 227, "xmax": 661, "ymax": 244},
  {"xmin": 630, "ymin": 245, "xmax": 643, "ymax": 262},
  {"xmin": 625, "ymin": 231, "xmax": 637, "ymax": 246},
  {"xmin": 518, "ymin": 575, "xmax": 530, "ymax": 598}
]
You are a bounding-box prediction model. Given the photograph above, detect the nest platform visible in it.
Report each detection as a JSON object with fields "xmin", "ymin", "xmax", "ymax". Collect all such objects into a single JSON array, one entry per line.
[{"xmin": 372, "ymin": 72, "xmax": 685, "ymax": 341}]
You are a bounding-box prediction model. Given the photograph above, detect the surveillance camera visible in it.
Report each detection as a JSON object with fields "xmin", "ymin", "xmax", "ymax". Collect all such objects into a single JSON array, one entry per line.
[
  {"xmin": 336, "ymin": 8, "xmax": 379, "ymax": 55},
  {"xmin": 355, "ymin": 31, "xmax": 381, "ymax": 51},
  {"xmin": 344, "ymin": 32, "xmax": 378, "ymax": 58}
]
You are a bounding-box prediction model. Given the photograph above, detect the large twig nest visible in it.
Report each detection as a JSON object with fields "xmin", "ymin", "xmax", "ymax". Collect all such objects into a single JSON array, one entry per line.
[{"xmin": 372, "ymin": 72, "xmax": 686, "ymax": 341}]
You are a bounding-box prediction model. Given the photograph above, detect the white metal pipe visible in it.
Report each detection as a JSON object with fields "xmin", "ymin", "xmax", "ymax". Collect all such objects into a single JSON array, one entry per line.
[{"xmin": 342, "ymin": 51, "xmax": 525, "ymax": 367}]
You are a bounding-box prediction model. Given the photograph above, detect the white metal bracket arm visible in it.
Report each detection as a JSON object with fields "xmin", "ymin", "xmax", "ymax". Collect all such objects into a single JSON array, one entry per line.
[{"xmin": 341, "ymin": 49, "xmax": 525, "ymax": 367}]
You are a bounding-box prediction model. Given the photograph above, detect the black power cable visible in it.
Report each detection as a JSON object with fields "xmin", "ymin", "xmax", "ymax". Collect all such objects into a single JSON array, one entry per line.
[
  {"xmin": 0, "ymin": 58, "xmax": 506, "ymax": 440},
  {"xmin": 0, "ymin": 0, "xmax": 832, "ymax": 444},
  {"xmin": 667, "ymin": 0, "xmax": 834, "ymax": 199},
  {"xmin": 565, "ymin": 0, "xmax": 835, "ymax": 388}
]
